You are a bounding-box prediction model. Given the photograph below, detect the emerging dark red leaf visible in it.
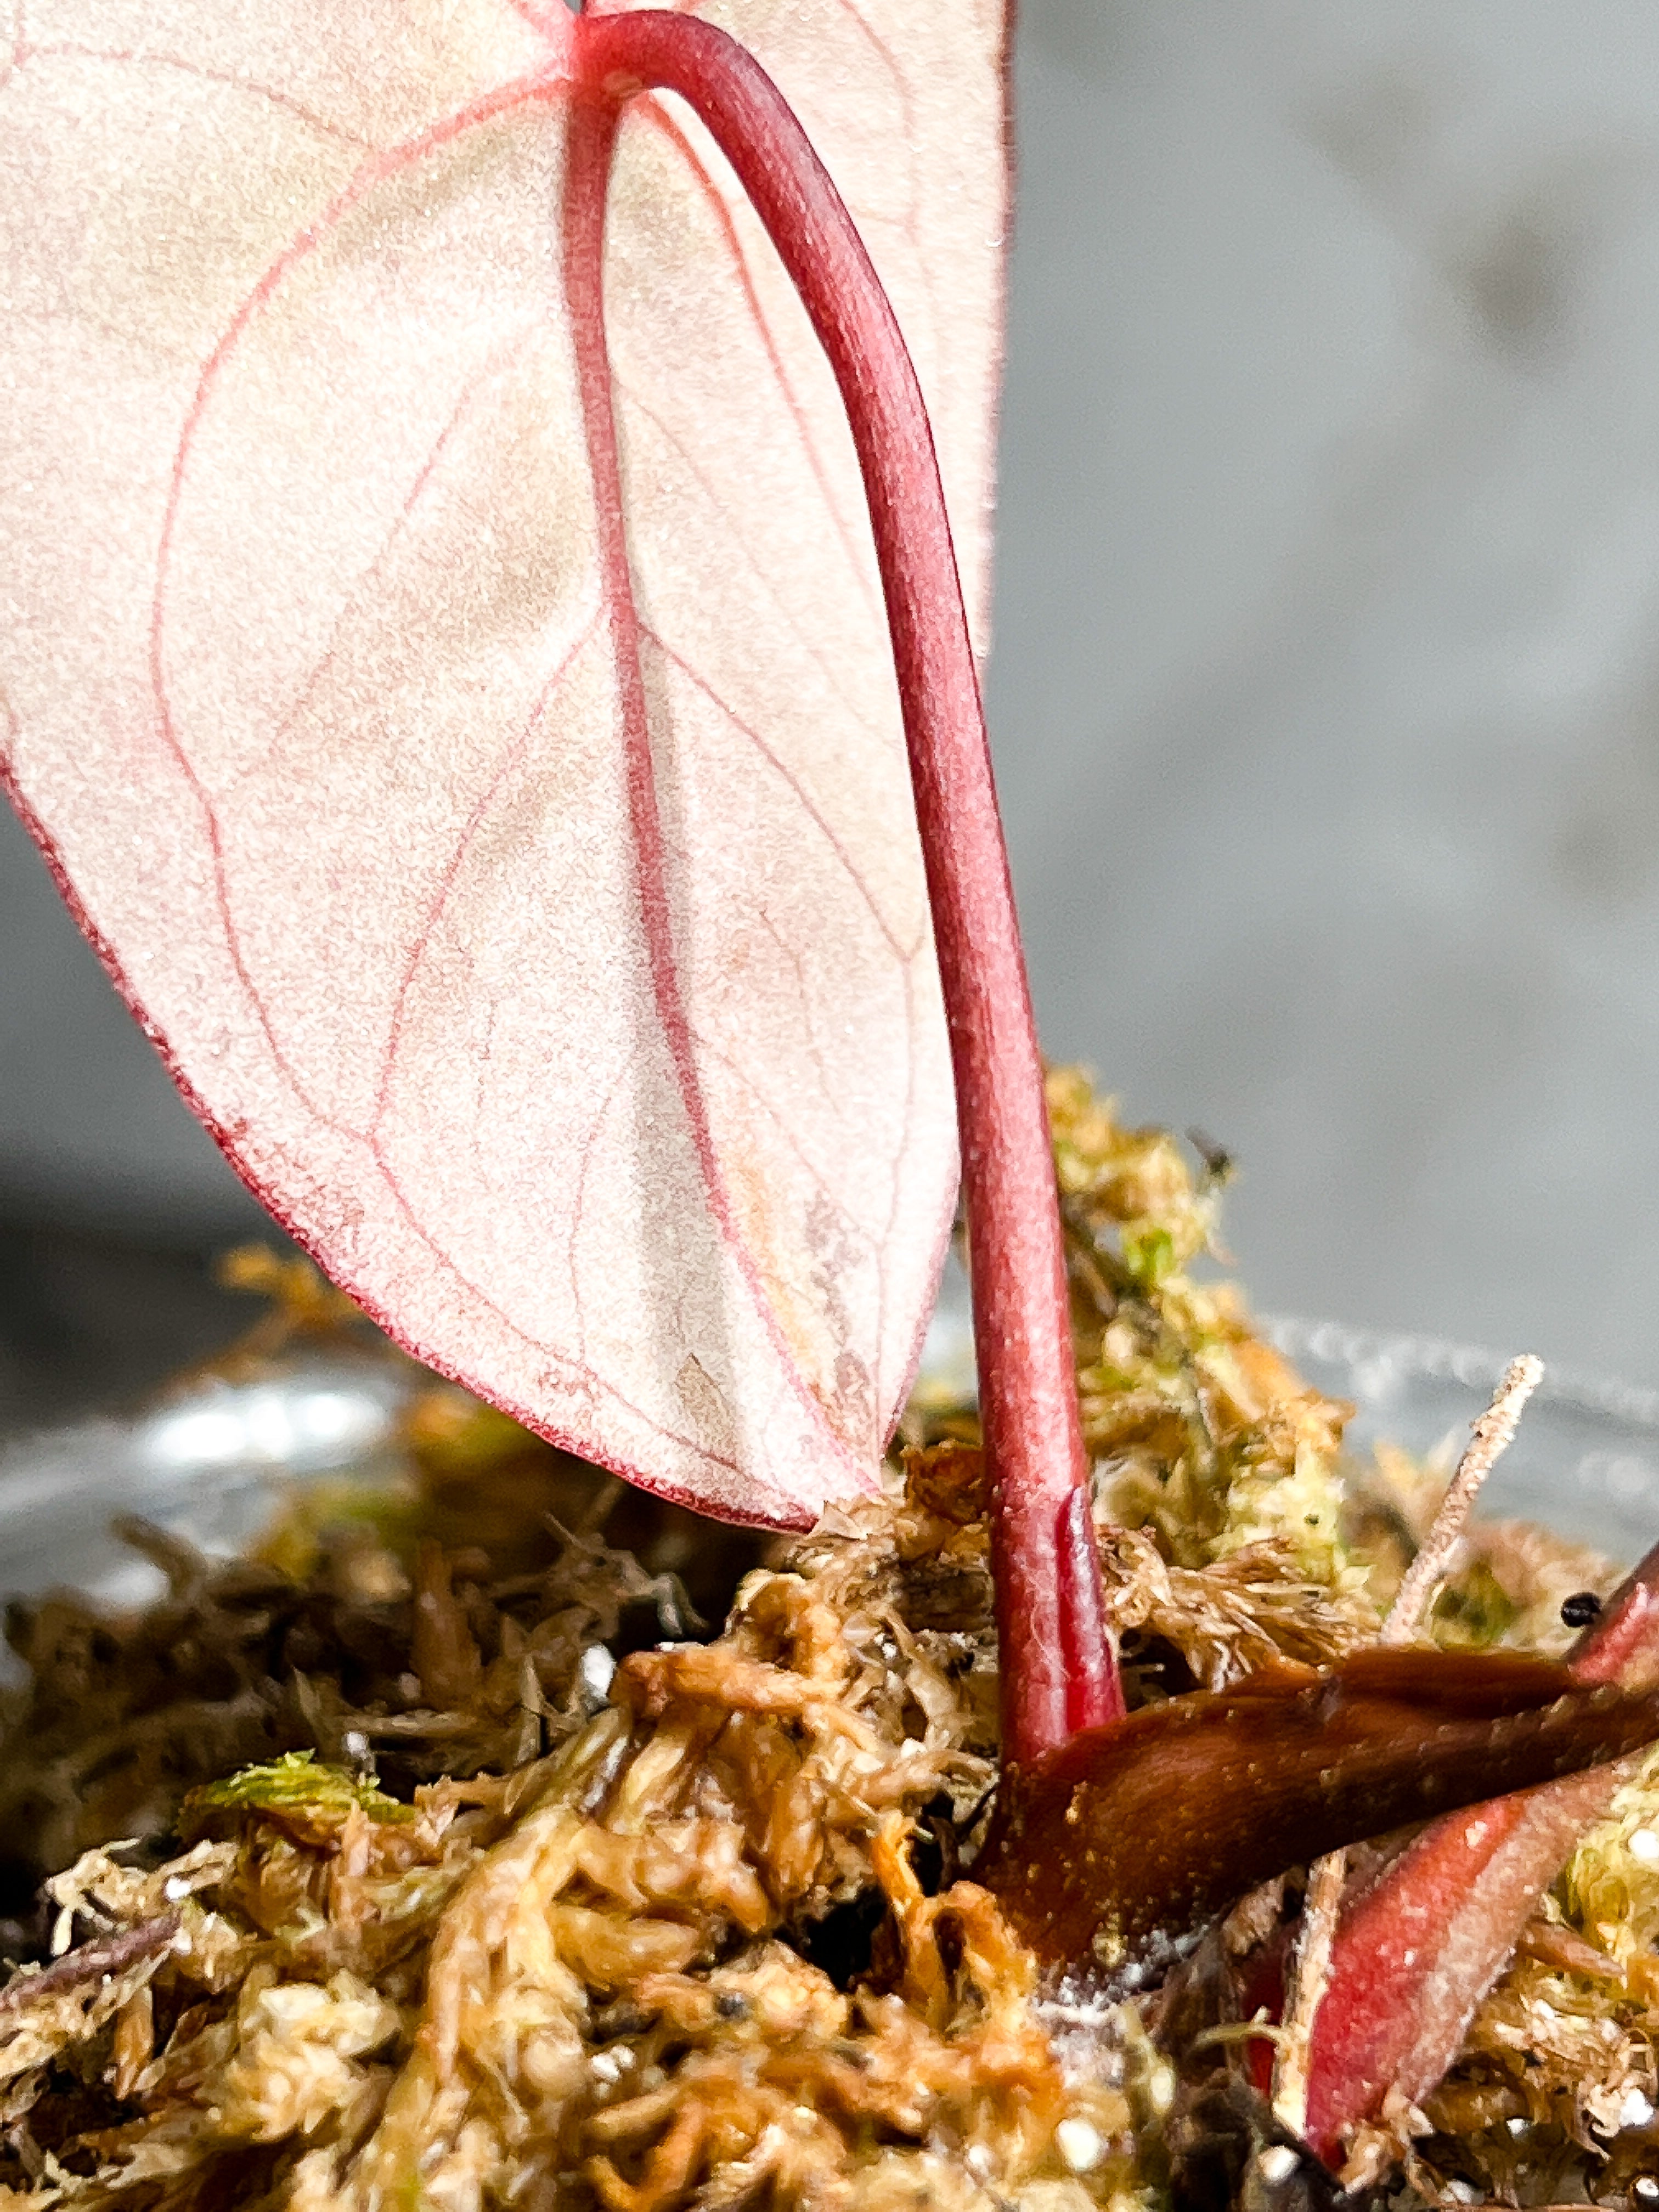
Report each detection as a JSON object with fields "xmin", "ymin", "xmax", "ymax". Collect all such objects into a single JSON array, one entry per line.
[
  {"xmin": 976, "ymin": 1644, "xmax": 1659, "ymax": 1990},
  {"xmin": 1300, "ymin": 1543, "xmax": 1659, "ymax": 2166}
]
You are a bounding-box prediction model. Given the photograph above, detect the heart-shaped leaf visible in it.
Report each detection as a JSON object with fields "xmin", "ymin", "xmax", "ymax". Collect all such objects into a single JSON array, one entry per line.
[{"xmin": 0, "ymin": 0, "xmax": 1008, "ymax": 1525}]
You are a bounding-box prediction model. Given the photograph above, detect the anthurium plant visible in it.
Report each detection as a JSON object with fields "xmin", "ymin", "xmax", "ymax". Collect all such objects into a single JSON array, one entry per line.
[{"xmin": 3, "ymin": 0, "xmax": 1658, "ymax": 2185}]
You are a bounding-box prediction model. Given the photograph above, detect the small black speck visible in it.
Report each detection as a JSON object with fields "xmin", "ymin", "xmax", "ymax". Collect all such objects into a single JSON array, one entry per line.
[
  {"xmin": 1186, "ymin": 1126, "xmax": 1234, "ymax": 1181},
  {"xmin": 1561, "ymin": 1591, "xmax": 1602, "ymax": 1629},
  {"xmin": 714, "ymin": 1991, "xmax": 749, "ymax": 2021}
]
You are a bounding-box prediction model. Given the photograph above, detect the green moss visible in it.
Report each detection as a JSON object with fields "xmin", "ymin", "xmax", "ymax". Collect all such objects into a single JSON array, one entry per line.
[
  {"xmin": 182, "ymin": 1750, "xmax": 413, "ymax": 1835},
  {"xmin": 1120, "ymin": 1226, "xmax": 1177, "ymax": 1293},
  {"xmin": 1046, "ymin": 1068, "xmax": 1359, "ymax": 1589},
  {"xmin": 1431, "ymin": 1560, "xmax": 1521, "ymax": 1650}
]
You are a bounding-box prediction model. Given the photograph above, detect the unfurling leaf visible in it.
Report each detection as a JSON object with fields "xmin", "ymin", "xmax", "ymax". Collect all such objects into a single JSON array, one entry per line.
[
  {"xmin": 0, "ymin": 0, "xmax": 1008, "ymax": 1526},
  {"xmin": 1300, "ymin": 1543, "xmax": 1659, "ymax": 2166},
  {"xmin": 976, "ymin": 1645, "xmax": 1659, "ymax": 1985}
]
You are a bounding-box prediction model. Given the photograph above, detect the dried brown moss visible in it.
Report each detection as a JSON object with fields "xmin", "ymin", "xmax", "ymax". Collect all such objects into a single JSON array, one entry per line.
[{"xmin": 0, "ymin": 1479, "xmax": 1115, "ymax": 2211}]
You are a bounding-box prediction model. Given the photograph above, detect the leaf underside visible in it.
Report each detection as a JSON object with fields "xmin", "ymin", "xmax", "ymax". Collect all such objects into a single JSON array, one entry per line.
[{"xmin": 0, "ymin": 0, "xmax": 1008, "ymax": 1525}]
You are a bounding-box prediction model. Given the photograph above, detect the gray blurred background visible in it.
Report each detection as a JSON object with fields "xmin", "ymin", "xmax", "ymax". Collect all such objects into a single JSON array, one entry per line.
[{"xmin": 9, "ymin": 0, "xmax": 1659, "ymax": 1419}]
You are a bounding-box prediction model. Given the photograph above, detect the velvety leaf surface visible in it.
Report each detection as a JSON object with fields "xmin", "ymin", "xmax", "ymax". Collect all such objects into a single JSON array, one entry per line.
[{"xmin": 0, "ymin": 0, "xmax": 1007, "ymax": 1523}]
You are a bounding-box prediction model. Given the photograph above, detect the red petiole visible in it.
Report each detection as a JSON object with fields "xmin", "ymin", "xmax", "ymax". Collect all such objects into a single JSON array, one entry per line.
[
  {"xmin": 566, "ymin": 5, "xmax": 1118, "ymax": 1768},
  {"xmin": 569, "ymin": 16, "xmax": 1659, "ymax": 2176}
]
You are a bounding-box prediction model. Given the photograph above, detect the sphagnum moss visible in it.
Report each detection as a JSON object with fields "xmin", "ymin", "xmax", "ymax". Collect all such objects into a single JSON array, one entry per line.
[{"xmin": 0, "ymin": 1071, "xmax": 1649, "ymax": 2211}]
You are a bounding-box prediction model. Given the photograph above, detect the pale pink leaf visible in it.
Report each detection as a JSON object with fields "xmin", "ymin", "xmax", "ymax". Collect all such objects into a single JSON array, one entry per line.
[{"xmin": 0, "ymin": 0, "xmax": 1007, "ymax": 1525}]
